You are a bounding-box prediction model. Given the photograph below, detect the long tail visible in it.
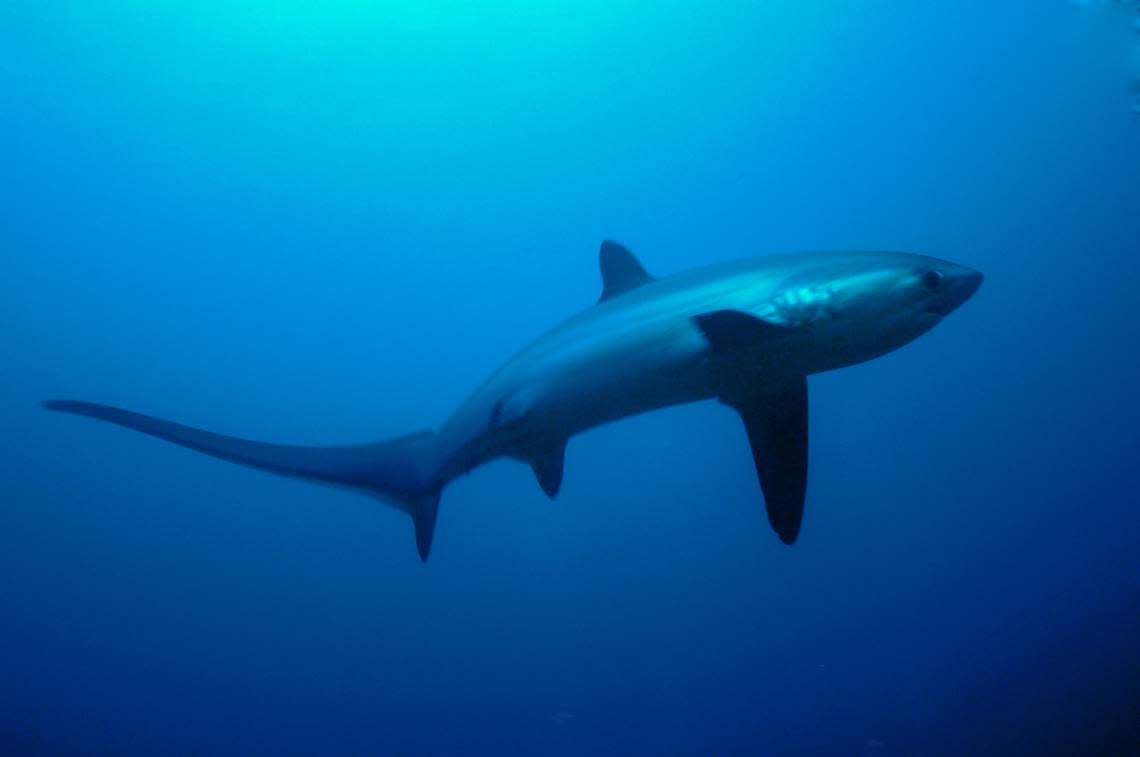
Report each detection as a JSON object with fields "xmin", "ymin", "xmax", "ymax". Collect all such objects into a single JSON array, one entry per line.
[{"xmin": 43, "ymin": 400, "xmax": 444, "ymax": 561}]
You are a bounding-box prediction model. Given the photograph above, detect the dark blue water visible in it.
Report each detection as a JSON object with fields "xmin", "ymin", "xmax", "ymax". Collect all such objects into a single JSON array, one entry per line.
[{"xmin": 3, "ymin": 3, "xmax": 1138, "ymax": 754}]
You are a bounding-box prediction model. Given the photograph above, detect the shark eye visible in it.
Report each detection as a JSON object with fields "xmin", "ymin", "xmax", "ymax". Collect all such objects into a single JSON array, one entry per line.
[{"xmin": 922, "ymin": 269, "xmax": 944, "ymax": 291}]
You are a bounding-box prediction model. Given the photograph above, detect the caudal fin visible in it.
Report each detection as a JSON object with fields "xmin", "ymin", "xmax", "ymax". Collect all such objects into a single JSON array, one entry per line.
[{"xmin": 43, "ymin": 400, "xmax": 444, "ymax": 560}]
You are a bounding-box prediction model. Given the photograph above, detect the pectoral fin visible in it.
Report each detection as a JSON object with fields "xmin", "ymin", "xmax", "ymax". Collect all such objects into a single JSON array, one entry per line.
[
  {"xmin": 693, "ymin": 309, "xmax": 793, "ymax": 352},
  {"xmin": 728, "ymin": 378, "xmax": 809, "ymax": 545}
]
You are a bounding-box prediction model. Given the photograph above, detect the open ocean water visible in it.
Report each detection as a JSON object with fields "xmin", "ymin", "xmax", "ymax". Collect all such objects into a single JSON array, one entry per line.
[{"xmin": 2, "ymin": 2, "xmax": 1138, "ymax": 755}]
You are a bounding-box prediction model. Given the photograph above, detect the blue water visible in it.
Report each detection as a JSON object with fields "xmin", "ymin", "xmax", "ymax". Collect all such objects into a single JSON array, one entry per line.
[{"xmin": 3, "ymin": 2, "xmax": 1138, "ymax": 754}]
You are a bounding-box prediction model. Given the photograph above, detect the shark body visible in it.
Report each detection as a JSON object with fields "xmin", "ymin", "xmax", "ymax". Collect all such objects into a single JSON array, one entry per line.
[{"xmin": 47, "ymin": 243, "xmax": 982, "ymax": 560}]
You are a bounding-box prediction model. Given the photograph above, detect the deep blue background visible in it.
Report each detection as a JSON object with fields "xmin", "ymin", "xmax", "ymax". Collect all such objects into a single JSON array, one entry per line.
[{"xmin": 3, "ymin": 2, "xmax": 1138, "ymax": 754}]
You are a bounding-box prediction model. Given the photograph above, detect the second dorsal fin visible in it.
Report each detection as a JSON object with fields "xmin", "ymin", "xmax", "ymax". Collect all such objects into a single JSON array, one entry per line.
[{"xmin": 598, "ymin": 241, "xmax": 653, "ymax": 302}]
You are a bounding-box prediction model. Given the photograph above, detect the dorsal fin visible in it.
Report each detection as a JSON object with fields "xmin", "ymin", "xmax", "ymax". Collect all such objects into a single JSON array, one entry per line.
[{"xmin": 598, "ymin": 241, "xmax": 653, "ymax": 302}]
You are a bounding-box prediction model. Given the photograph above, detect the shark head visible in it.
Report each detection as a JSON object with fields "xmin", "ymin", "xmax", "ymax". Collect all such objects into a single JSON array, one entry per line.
[
  {"xmin": 913, "ymin": 258, "xmax": 985, "ymax": 318},
  {"xmin": 834, "ymin": 252, "xmax": 981, "ymax": 319},
  {"xmin": 755, "ymin": 252, "xmax": 983, "ymax": 373}
]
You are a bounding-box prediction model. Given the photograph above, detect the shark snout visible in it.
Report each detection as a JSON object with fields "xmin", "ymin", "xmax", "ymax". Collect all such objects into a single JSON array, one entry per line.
[
  {"xmin": 954, "ymin": 266, "xmax": 984, "ymax": 304},
  {"xmin": 925, "ymin": 264, "xmax": 983, "ymax": 316}
]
